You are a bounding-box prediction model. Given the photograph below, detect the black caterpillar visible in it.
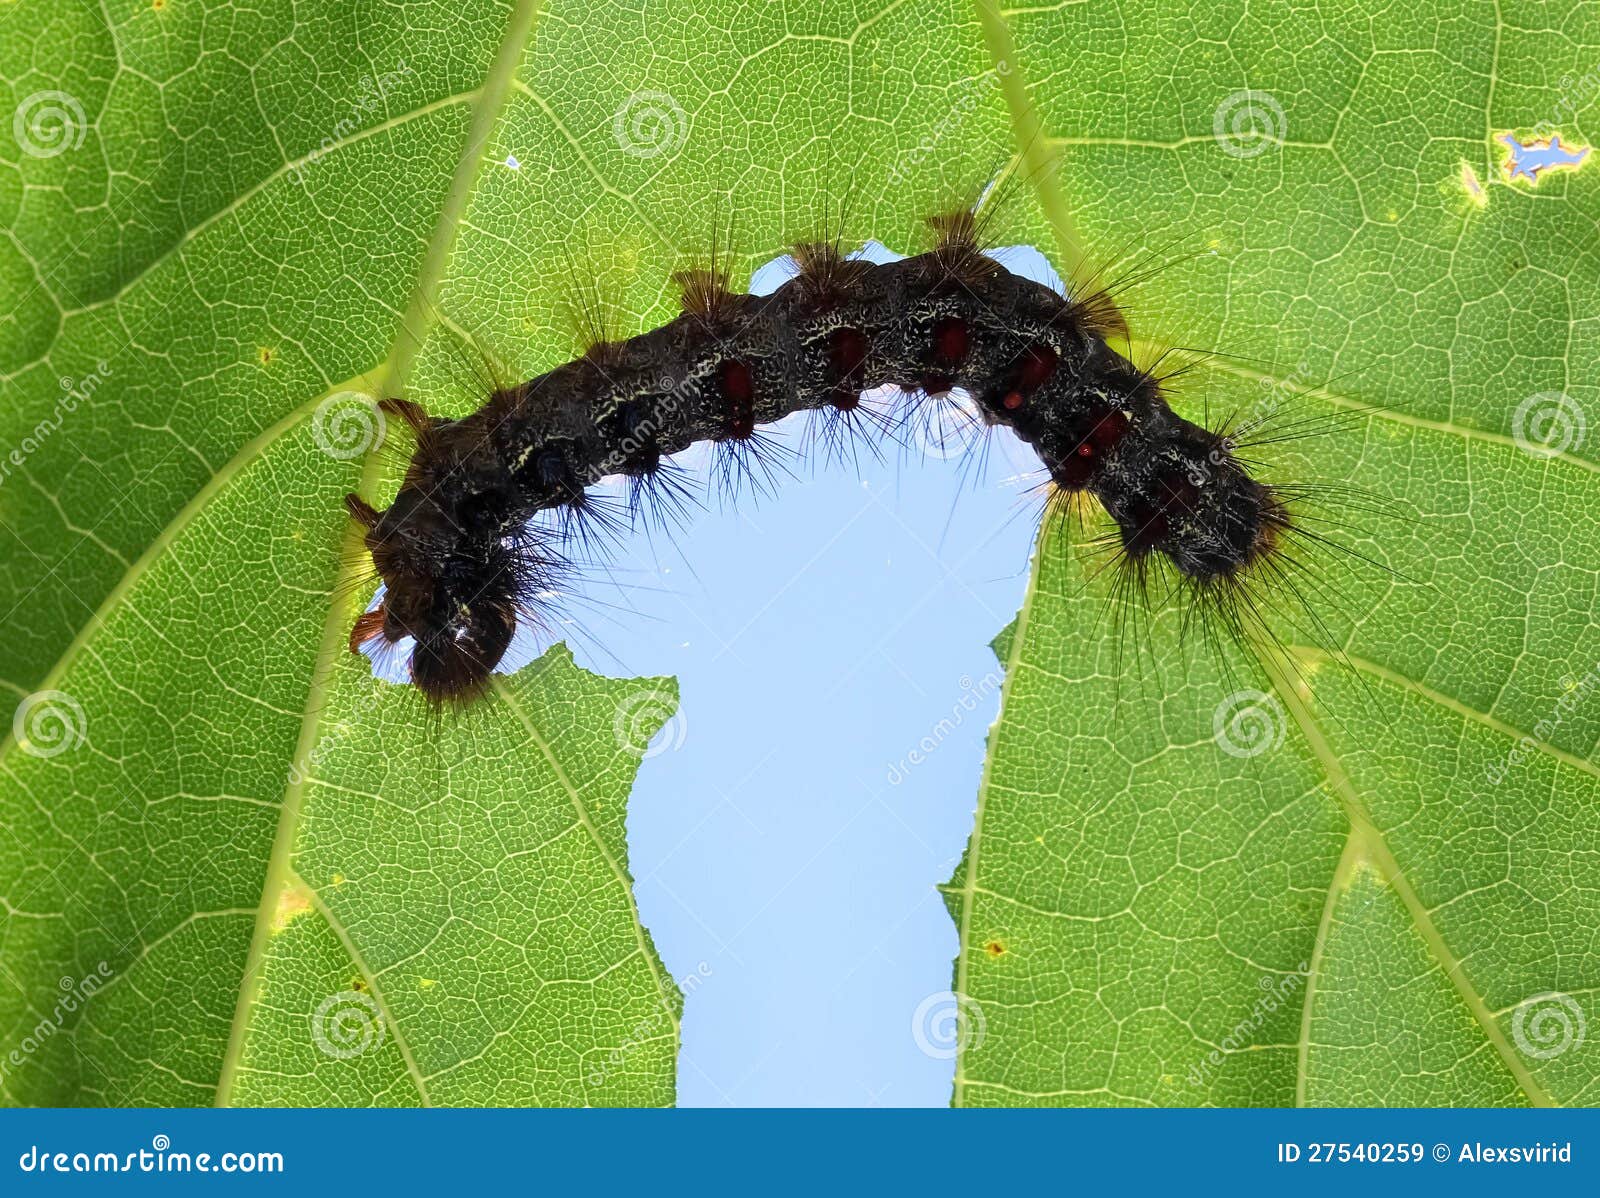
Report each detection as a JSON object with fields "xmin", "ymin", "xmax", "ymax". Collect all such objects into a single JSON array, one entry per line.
[{"xmin": 345, "ymin": 210, "xmax": 1298, "ymax": 703}]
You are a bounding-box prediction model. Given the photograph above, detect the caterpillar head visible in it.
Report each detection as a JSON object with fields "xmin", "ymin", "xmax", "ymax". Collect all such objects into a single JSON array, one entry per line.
[
  {"xmin": 1108, "ymin": 422, "xmax": 1289, "ymax": 582},
  {"xmin": 345, "ymin": 488, "xmax": 521, "ymax": 704}
]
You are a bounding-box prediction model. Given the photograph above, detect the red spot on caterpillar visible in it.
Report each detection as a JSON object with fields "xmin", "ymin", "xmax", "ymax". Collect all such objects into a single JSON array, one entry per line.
[
  {"xmin": 923, "ymin": 320, "xmax": 968, "ymax": 394},
  {"xmin": 1018, "ymin": 344, "xmax": 1057, "ymax": 390},
  {"xmin": 1123, "ymin": 507, "xmax": 1170, "ymax": 555},
  {"xmin": 1049, "ymin": 407, "xmax": 1131, "ymax": 499},
  {"xmin": 1087, "ymin": 407, "xmax": 1129, "ymax": 452},
  {"xmin": 1053, "ymin": 452, "xmax": 1095, "ymax": 490},
  {"xmin": 721, "ymin": 359, "xmax": 754, "ymax": 404},
  {"xmin": 1156, "ymin": 471, "xmax": 1200, "ymax": 514},
  {"xmin": 1052, "ymin": 406, "xmax": 1129, "ymax": 490},
  {"xmin": 828, "ymin": 327, "xmax": 869, "ymax": 408},
  {"xmin": 986, "ymin": 344, "xmax": 1059, "ymax": 415},
  {"xmin": 829, "ymin": 327, "xmax": 868, "ymax": 376},
  {"xmin": 720, "ymin": 360, "xmax": 755, "ymax": 438},
  {"xmin": 932, "ymin": 317, "xmax": 969, "ymax": 365}
]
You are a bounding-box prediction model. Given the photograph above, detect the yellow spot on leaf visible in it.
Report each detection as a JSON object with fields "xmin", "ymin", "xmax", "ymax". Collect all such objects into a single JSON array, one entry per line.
[
  {"xmin": 984, "ymin": 939, "xmax": 1007, "ymax": 958},
  {"xmin": 270, "ymin": 880, "xmax": 313, "ymax": 933},
  {"xmin": 257, "ymin": 346, "xmax": 274, "ymax": 365},
  {"xmin": 1344, "ymin": 858, "xmax": 1386, "ymax": 891},
  {"xmin": 418, "ymin": 978, "xmax": 437, "ymax": 990}
]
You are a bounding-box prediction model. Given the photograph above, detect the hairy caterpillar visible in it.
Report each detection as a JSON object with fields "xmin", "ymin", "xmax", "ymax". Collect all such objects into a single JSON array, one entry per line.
[{"xmin": 344, "ymin": 205, "xmax": 1339, "ymax": 705}]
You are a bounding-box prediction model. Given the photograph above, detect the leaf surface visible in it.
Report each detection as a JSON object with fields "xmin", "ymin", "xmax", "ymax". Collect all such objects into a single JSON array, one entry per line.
[
  {"xmin": 948, "ymin": 0, "xmax": 1600, "ymax": 1107},
  {"xmin": 3, "ymin": 0, "xmax": 1596, "ymax": 1107},
  {"xmin": 0, "ymin": 0, "xmax": 1011, "ymax": 1106}
]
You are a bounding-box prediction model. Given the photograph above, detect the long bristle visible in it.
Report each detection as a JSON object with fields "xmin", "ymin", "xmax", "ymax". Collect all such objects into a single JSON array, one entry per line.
[
  {"xmin": 344, "ymin": 493, "xmax": 380, "ymax": 528},
  {"xmin": 674, "ymin": 216, "xmax": 740, "ymax": 327},
  {"xmin": 626, "ymin": 457, "xmax": 698, "ymax": 538},
  {"xmin": 791, "ymin": 239, "xmax": 873, "ymax": 301},
  {"xmin": 926, "ymin": 208, "xmax": 990, "ymax": 281},
  {"xmin": 711, "ymin": 427, "xmax": 793, "ymax": 506},
  {"xmin": 379, "ymin": 397, "xmax": 436, "ymax": 439}
]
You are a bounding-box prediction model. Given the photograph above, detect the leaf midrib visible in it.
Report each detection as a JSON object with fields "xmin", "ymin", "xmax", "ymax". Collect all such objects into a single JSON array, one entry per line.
[
  {"xmin": 957, "ymin": 538, "xmax": 1563, "ymax": 1107},
  {"xmin": 212, "ymin": 0, "xmax": 548, "ymax": 1107},
  {"xmin": 1261, "ymin": 650, "xmax": 1555, "ymax": 1107}
]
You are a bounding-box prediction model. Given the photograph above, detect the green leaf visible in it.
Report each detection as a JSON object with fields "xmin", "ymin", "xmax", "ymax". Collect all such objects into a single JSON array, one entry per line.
[
  {"xmin": 5, "ymin": 0, "xmax": 1596, "ymax": 1109},
  {"xmin": 948, "ymin": 2, "xmax": 1600, "ymax": 1106},
  {"xmin": 0, "ymin": 405, "xmax": 680, "ymax": 1105},
  {"xmin": 0, "ymin": 0, "xmax": 1017, "ymax": 1107},
  {"xmin": 0, "ymin": 0, "xmax": 699, "ymax": 1107}
]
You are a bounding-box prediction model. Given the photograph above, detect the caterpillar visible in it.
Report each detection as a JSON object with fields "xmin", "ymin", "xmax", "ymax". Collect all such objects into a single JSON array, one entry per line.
[{"xmin": 344, "ymin": 206, "xmax": 1327, "ymax": 705}]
